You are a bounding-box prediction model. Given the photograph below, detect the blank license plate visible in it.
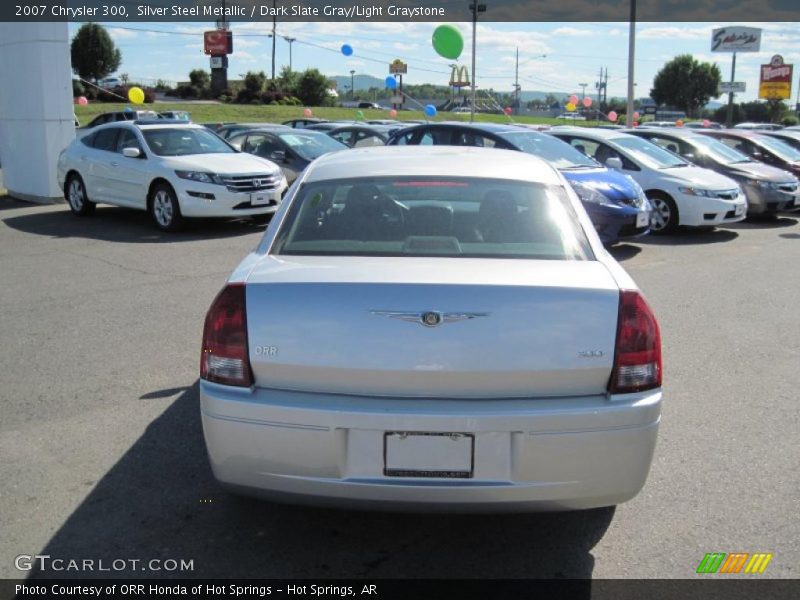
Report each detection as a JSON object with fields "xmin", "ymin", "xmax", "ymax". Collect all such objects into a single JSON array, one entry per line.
[
  {"xmin": 250, "ymin": 191, "xmax": 276, "ymax": 206},
  {"xmin": 637, "ymin": 211, "xmax": 650, "ymax": 228},
  {"xmin": 384, "ymin": 432, "xmax": 474, "ymax": 478}
]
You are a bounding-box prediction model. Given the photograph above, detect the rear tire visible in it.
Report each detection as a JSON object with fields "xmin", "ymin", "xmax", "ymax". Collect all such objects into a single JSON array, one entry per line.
[
  {"xmin": 65, "ymin": 174, "xmax": 95, "ymax": 216},
  {"xmin": 149, "ymin": 183, "xmax": 184, "ymax": 231},
  {"xmin": 648, "ymin": 193, "xmax": 679, "ymax": 235}
]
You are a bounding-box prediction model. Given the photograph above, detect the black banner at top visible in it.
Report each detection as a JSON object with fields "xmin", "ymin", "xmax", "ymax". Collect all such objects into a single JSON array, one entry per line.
[{"xmin": 2, "ymin": 0, "xmax": 799, "ymax": 23}]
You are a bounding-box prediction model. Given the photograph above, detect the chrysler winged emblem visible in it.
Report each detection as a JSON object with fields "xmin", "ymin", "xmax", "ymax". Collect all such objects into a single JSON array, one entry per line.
[{"xmin": 370, "ymin": 310, "xmax": 489, "ymax": 327}]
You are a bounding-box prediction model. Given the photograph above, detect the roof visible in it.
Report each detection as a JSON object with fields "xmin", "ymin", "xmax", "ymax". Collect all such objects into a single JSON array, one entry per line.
[
  {"xmin": 548, "ymin": 126, "xmax": 630, "ymax": 141},
  {"xmin": 407, "ymin": 122, "xmax": 524, "ymax": 134},
  {"xmin": 621, "ymin": 128, "xmax": 701, "ymax": 139},
  {"xmin": 304, "ymin": 146, "xmax": 562, "ymax": 185}
]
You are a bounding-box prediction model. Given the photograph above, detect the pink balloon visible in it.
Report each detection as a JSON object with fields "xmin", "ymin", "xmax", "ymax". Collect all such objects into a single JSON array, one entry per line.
[
  {"xmin": 582, "ymin": 96, "xmax": 592, "ymax": 108},
  {"xmin": 76, "ymin": 96, "xmax": 88, "ymax": 105},
  {"xmin": 608, "ymin": 111, "xmax": 618, "ymax": 122},
  {"xmin": 303, "ymin": 108, "xmax": 313, "ymax": 118},
  {"xmin": 702, "ymin": 119, "xmax": 711, "ymax": 127},
  {"xmin": 389, "ymin": 109, "xmax": 398, "ymax": 118},
  {"xmin": 633, "ymin": 111, "xmax": 640, "ymax": 120},
  {"xmin": 676, "ymin": 119, "xmax": 684, "ymax": 127},
  {"xmin": 504, "ymin": 106, "xmax": 513, "ymax": 116},
  {"xmin": 569, "ymin": 94, "xmax": 579, "ymax": 105}
]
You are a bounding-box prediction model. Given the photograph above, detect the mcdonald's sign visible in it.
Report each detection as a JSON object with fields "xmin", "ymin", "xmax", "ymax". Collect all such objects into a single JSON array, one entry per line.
[
  {"xmin": 450, "ymin": 65, "xmax": 470, "ymax": 88},
  {"xmin": 696, "ymin": 552, "xmax": 773, "ymax": 574}
]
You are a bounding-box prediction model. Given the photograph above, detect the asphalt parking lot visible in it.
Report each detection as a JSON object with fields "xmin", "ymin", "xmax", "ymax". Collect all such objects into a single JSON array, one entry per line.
[{"xmin": 0, "ymin": 198, "xmax": 798, "ymax": 580}]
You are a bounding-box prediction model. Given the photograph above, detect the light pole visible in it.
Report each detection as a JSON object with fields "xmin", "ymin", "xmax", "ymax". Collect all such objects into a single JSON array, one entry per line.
[
  {"xmin": 271, "ymin": 0, "xmax": 277, "ymax": 79},
  {"xmin": 469, "ymin": 2, "xmax": 486, "ymax": 123},
  {"xmin": 626, "ymin": 0, "xmax": 636, "ymax": 127},
  {"xmin": 284, "ymin": 37, "xmax": 295, "ymax": 72},
  {"xmin": 350, "ymin": 69, "xmax": 356, "ymax": 100}
]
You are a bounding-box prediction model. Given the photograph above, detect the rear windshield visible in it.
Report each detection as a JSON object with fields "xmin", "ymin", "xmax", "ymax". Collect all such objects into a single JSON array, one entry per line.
[{"xmin": 272, "ymin": 177, "xmax": 593, "ymax": 260}]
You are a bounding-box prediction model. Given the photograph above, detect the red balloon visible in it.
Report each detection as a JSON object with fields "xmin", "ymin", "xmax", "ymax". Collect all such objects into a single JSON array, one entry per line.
[
  {"xmin": 608, "ymin": 111, "xmax": 618, "ymax": 122},
  {"xmin": 702, "ymin": 119, "xmax": 711, "ymax": 127},
  {"xmin": 504, "ymin": 106, "xmax": 513, "ymax": 116},
  {"xmin": 633, "ymin": 121, "xmax": 639, "ymax": 127},
  {"xmin": 389, "ymin": 109, "xmax": 398, "ymax": 118},
  {"xmin": 582, "ymin": 97, "xmax": 592, "ymax": 108},
  {"xmin": 76, "ymin": 96, "xmax": 88, "ymax": 105},
  {"xmin": 303, "ymin": 108, "xmax": 313, "ymax": 118},
  {"xmin": 569, "ymin": 94, "xmax": 579, "ymax": 105},
  {"xmin": 676, "ymin": 119, "xmax": 684, "ymax": 127}
]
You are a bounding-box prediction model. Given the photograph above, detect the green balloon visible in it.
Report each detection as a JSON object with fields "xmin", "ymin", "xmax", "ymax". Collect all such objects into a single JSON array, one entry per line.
[
  {"xmin": 432, "ymin": 24, "xmax": 464, "ymax": 60},
  {"xmin": 356, "ymin": 110, "xmax": 364, "ymax": 119}
]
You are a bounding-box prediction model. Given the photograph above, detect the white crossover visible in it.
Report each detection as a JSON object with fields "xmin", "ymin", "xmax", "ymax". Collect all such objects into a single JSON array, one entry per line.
[
  {"xmin": 57, "ymin": 120, "xmax": 288, "ymax": 230},
  {"xmin": 550, "ymin": 127, "xmax": 747, "ymax": 233},
  {"xmin": 200, "ymin": 146, "xmax": 663, "ymax": 512}
]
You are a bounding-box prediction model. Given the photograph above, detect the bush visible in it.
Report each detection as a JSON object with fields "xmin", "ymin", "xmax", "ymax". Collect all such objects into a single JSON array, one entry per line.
[
  {"xmin": 782, "ymin": 115, "xmax": 799, "ymax": 127},
  {"xmin": 176, "ymin": 84, "xmax": 200, "ymax": 99},
  {"xmin": 243, "ymin": 71, "xmax": 267, "ymax": 94},
  {"xmin": 188, "ymin": 69, "xmax": 210, "ymax": 89},
  {"xmin": 72, "ymin": 79, "xmax": 85, "ymax": 97}
]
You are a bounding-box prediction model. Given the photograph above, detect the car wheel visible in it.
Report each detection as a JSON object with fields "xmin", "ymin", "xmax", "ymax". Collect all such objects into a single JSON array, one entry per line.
[
  {"xmin": 65, "ymin": 174, "xmax": 96, "ymax": 216},
  {"xmin": 648, "ymin": 193, "xmax": 679, "ymax": 234},
  {"xmin": 149, "ymin": 183, "xmax": 183, "ymax": 231}
]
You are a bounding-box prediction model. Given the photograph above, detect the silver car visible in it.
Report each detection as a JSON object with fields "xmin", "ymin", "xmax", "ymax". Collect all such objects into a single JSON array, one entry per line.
[{"xmin": 200, "ymin": 147, "xmax": 663, "ymax": 512}]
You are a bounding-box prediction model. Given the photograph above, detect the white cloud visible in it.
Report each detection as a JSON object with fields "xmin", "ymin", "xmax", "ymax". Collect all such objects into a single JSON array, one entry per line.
[
  {"xmin": 108, "ymin": 28, "xmax": 137, "ymax": 40},
  {"xmin": 551, "ymin": 27, "xmax": 593, "ymax": 37}
]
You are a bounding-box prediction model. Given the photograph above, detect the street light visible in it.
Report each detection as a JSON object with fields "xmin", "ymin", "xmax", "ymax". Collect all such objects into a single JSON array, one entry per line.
[
  {"xmin": 469, "ymin": 2, "xmax": 487, "ymax": 123},
  {"xmin": 350, "ymin": 69, "xmax": 356, "ymax": 100}
]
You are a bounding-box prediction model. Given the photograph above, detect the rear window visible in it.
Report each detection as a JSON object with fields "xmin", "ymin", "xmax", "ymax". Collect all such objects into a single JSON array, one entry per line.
[{"xmin": 272, "ymin": 177, "xmax": 592, "ymax": 260}]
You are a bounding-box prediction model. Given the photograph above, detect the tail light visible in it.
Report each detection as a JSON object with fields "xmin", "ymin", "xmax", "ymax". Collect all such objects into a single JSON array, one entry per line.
[
  {"xmin": 200, "ymin": 283, "xmax": 253, "ymax": 387},
  {"xmin": 608, "ymin": 290, "xmax": 662, "ymax": 394}
]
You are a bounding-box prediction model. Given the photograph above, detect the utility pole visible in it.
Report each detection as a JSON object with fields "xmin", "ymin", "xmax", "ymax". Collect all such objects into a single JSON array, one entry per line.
[
  {"xmin": 626, "ymin": 0, "xmax": 636, "ymax": 127},
  {"xmin": 284, "ymin": 37, "xmax": 295, "ymax": 72},
  {"xmin": 514, "ymin": 47, "xmax": 520, "ymax": 115},
  {"xmin": 350, "ymin": 69, "xmax": 356, "ymax": 100},
  {"xmin": 271, "ymin": 0, "xmax": 277, "ymax": 79},
  {"xmin": 725, "ymin": 52, "xmax": 737, "ymax": 127},
  {"xmin": 579, "ymin": 82, "xmax": 588, "ymax": 99},
  {"xmin": 469, "ymin": 1, "xmax": 486, "ymax": 123}
]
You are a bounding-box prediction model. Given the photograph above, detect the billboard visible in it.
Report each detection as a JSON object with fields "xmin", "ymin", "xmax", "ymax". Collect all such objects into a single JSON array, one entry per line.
[
  {"xmin": 389, "ymin": 59, "xmax": 408, "ymax": 74},
  {"xmin": 711, "ymin": 26, "xmax": 761, "ymax": 52},
  {"xmin": 759, "ymin": 55, "xmax": 793, "ymax": 100},
  {"xmin": 204, "ymin": 30, "xmax": 233, "ymax": 55}
]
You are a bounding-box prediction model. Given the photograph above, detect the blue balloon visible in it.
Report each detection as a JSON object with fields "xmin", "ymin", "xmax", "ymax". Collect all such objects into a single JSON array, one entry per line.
[
  {"xmin": 341, "ymin": 44, "xmax": 353, "ymax": 56},
  {"xmin": 385, "ymin": 76, "xmax": 398, "ymax": 90},
  {"xmin": 424, "ymin": 104, "xmax": 437, "ymax": 118}
]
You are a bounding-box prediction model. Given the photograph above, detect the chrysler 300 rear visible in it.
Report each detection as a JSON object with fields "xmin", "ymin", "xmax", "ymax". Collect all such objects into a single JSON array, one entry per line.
[{"xmin": 200, "ymin": 147, "xmax": 663, "ymax": 512}]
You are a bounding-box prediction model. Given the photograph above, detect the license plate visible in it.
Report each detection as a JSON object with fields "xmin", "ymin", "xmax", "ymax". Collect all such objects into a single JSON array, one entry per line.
[
  {"xmin": 250, "ymin": 191, "xmax": 275, "ymax": 206},
  {"xmin": 735, "ymin": 204, "xmax": 745, "ymax": 216},
  {"xmin": 384, "ymin": 432, "xmax": 474, "ymax": 478},
  {"xmin": 636, "ymin": 211, "xmax": 650, "ymax": 228}
]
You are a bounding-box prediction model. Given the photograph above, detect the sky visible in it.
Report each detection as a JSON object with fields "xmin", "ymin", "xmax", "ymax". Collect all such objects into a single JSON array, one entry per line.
[{"xmin": 69, "ymin": 21, "xmax": 800, "ymax": 103}]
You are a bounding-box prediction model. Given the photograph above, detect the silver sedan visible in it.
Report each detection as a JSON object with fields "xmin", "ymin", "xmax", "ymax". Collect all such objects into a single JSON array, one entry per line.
[{"xmin": 200, "ymin": 147, "xmax": 663, "ymax": 512}]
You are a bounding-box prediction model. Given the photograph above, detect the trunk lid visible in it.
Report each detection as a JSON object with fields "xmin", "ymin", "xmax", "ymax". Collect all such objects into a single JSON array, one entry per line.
[{"xmin": 244, "ymin": 256, "xmax": 620, "ymax": 398}]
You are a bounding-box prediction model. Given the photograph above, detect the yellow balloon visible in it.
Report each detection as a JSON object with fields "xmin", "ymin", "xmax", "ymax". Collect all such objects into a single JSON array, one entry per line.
[
  {"xmin": 128, "ymin": 86, "xmax": 145, "ymax": 105},
  {"xmin": 565, "ymin": 102, "xmax": 576, "ymax": 112}
]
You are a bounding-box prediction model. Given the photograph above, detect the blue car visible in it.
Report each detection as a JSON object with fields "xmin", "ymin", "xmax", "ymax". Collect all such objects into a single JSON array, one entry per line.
[{"xmin": 387, "ymin": 123, "xmax": 651, "ymax": 243}]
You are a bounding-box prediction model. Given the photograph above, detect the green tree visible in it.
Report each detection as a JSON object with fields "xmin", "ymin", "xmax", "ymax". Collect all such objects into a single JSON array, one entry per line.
[
  {"xmin": 189, "ymin": 69, "xmax": 210, "ymax": 89},
  {"xmin": 70, "ymin": 23, "xmax": 122, "ymax": 82},
  {"xmin": 244, "ymin": 71, "xmax": 267, "ymax": 93},
  {"xmin": 277, "ymin": 65, "xmax": 300, "ymax": 94},
  {"xmin": 296, "ymin": 69, "xmax": 332, "ymax": 106},
  {"xmin": 650, "ymin": 54, "xmax": 722, "ymax": 117}
]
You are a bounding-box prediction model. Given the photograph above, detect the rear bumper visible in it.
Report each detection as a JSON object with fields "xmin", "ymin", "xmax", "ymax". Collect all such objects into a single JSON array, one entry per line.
[{"xmin": 200, "ymin": 383, "xmax": 661, "ymax": 512}]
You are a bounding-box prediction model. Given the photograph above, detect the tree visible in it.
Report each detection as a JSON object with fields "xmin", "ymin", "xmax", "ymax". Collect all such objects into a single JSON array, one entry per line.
[
  {"xmin": 296, "ymin": 69, "xmax": 332, "ymax": 106},
  {"xmin": 243, "ymin": 71, "xmax": 267, "ymax": 93},
  {"xmin": 70, "ymin": 23, "xmax": 122, "ymax": 82},
  {"xmin": 189, "ymin": 69, "xmax": 210, "ymax": 89},
  {"xmin": 277, "ymin": 65, "xmax": 300, "ymax": 93},
  {"xmin": 650, "ymin": 54, "xmax": 721, "ymax": 117}
]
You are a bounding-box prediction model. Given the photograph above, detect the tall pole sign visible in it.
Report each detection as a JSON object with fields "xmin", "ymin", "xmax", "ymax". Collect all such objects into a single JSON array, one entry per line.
[{"xmin": 711, "ymin": 26, "xmax": 761, "ymax": 127}]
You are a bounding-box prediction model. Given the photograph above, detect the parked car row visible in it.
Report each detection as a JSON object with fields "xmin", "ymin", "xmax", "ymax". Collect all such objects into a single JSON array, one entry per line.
[{"xmin": 57, "ymin": 114, "xmax": 800, "ymax": 235}]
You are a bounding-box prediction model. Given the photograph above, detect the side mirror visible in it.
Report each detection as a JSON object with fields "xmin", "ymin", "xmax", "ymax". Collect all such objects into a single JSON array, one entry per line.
[
  {"xmin": 122, "ymin": 147, "xmax": 142, "ymax": 159},
  {"xmin": 605, "ymin": 157, "xmax": 623, "ymax": 170},
  {"xmin": 270, "ymin": 150, "xmax": 287, "ymax": 162}
]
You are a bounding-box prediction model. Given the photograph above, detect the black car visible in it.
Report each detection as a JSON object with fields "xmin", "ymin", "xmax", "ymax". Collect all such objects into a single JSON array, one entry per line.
[
  {"xmin": 627, "ymin": 128, "xmax": 799, "ymax": 214},
  {"xmin": 227, "ymin": 127, "xmax": 348, "ymax": 185},
  {"xmin": 282, "ymin": 118, "xmax": 331, "ymax": 129},
  {"xmin": 305, "ymin": 123, "xmax": 398, "ymax": 148},
  {"xmin": 215, "ymin": 122, "xmax": 290, "ymax": 140}
]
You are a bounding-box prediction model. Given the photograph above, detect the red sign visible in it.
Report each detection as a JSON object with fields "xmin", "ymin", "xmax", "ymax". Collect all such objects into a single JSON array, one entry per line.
[
  {"xmin": 204, "ymin": 30, "xmax": 233, "ymax": 56},
  {"xmin": 759, "ymin": 55, "xmax": 793, "ymax": 99}
]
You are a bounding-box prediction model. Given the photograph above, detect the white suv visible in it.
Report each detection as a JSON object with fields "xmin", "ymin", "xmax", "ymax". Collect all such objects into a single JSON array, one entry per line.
[{"xmin": 57, "ymin": 120, "xmax": 288, "ymax": 230}]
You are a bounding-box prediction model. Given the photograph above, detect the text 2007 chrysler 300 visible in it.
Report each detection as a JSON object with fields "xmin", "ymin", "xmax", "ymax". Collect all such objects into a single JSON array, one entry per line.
[{"xmin": 200, "ymin": 146, "xmax": 663, "ymax": 512}]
